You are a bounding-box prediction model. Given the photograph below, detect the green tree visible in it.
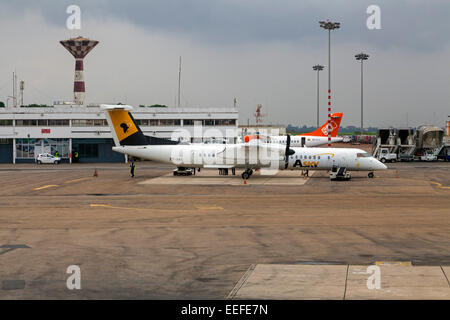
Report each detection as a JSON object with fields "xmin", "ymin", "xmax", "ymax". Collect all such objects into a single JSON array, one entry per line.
[{"xmin": 0, "ymin": 101, "xmax": 5, "ymax": 108}]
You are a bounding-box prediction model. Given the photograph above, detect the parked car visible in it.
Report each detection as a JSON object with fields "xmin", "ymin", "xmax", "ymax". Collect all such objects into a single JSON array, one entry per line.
[
  {"xmin": 36, "ymin": 153, "xmax": 61, "ymax": 164},
  {"xmin": 420, "ymin": 153, "xmax": 437, "ymax": 161},
  {"xmin": 342, "ymin": 136, "xmax": 352, "ymax": 143}
]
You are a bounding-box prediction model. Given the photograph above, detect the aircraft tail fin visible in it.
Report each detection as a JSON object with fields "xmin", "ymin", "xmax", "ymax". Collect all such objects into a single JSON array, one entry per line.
[
  {"xmin": 299, "ymin": 112, "xmax": 343, "ymax": 137},
  {"xmin": 101, "ymin": 104, "xmax": 179, "ymax": 146}
]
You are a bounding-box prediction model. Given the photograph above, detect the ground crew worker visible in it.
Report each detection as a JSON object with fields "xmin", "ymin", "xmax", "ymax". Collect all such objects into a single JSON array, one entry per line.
[
  {"xmin": 74, "ymin": 151, "xmax": 79, "ymax": 163},
  {"xmin": 55, "ymin": 151, "xmax": 59, "ymax": 157},
  {"xmin": 130, "ymin": 161, "xmax": 135, "ymax": 178}
]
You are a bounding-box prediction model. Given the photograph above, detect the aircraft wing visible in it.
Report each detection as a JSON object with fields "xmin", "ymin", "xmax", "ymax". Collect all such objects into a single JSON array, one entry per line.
[
  {"xmin": 217, "ymin": 142, "xmax": 286, "ymax": 163},
  {"xmin": 203, "ymin": 164, "xmax": 235, "ymax": 169}
]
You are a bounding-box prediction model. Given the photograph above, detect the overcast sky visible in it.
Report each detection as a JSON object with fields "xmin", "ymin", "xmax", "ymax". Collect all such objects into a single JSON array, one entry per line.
[{"xmin": 0, "ymin": 0, "xmax": 449, "ymax": 127}]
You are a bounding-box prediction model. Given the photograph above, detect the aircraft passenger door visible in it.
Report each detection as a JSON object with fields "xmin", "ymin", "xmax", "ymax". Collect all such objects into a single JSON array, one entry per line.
[
  {"xmin": 192, "ymin": 150, "xmax": 199, "ymax": 166},
  {"xmin": 301, "ymin": 137, "xmax": 306, "ymax": 147},
  {"xmin": 334, "ymin": 155, "xmax": 347, "ymax": 168}
]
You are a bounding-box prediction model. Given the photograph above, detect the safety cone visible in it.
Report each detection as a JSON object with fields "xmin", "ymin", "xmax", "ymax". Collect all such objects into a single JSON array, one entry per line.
[
  {"xmin": 243, "ymin": 178, "xmax": 247, "ymax": 185},
  {"xmin": 93, "ymin": 168, "xmax": 98, "ymax": 177}
]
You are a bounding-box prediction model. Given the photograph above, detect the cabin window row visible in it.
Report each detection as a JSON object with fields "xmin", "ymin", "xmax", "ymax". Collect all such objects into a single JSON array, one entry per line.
[
  {"xmin": 289, "ymin": 155, "xmax": 331, "ymax": 160},
  {"xmin": 274, "ymin": 140, "xmax": 303, "ymax": 144}
]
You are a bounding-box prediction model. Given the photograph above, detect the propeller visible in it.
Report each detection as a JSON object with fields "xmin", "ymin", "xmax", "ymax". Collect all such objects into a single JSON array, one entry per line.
[{"xmin": 285, "ymin": 134, "xmax": 295, "ymax": 168}]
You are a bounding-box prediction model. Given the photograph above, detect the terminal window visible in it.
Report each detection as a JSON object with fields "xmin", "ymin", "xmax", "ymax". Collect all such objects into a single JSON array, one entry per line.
[
  {"xmin": 15, "ymin": 138, "xmax": 69, "ymax": 158},
  {"xmin": 183, "ymin": 119, "xmax": 235, "ymax": 126},
  {"xmin": 15, "ymin": 119, "xmax": 69, "ymax": 126},
  {"xmin": 215, "ymin": 119, "xmax": 236, "ymax": 125},
  {"xmin": 0, "ymin": 120, "xmax": 13, "ymax": 126},
  {"xmin": 16, "ymin": 120, "xmax": 38, "ymax": 126},
  {"xmin": 135, "ymin": 119, "xmax": 149, "ymax": 126},
  {"xmin": 77, "ymin": 144, "xmax": 99, "ymax": 158},
  {"xmin": 48, "ymin": 120, "xmax": 69, "ymax": 126},
  {"xmin": 72, "ymin": 119, "xmax": 107, "ymax": 126}
]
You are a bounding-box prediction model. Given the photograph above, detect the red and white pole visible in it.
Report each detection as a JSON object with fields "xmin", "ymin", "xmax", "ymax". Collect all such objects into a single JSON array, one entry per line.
[
  {"xmin": 328, "ymin": 89, "xmax": 331, "ymax": 147},
  {"xmin": 60, "ymin": 37, "xmax": 99, "ymax": 106},
  {"xmin": 327, "ymin": 29, "xmax": 331, "ymax": 147},
  {"xmin": 74, "ymin": 59, "xmax": 86, "ymax": 105}
]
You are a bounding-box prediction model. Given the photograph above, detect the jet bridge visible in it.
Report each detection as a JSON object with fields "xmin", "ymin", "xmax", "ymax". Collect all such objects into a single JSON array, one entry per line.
[{"xmin": 415, "ymin": 126, "xmax": 444, "ymax": 157}]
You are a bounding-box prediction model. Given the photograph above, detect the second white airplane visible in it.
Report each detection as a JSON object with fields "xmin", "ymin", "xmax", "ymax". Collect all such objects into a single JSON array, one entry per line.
[{"xmin": 239, "ymin": 112, "xmax": 344, "ymax": 147}]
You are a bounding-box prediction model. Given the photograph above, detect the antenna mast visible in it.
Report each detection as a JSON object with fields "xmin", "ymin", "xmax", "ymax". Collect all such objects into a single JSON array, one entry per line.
[
  {"xmin": 178, "ymin": 56, "xmax": 181, "ymax": 108},
  {"xmin": 12, "ymin": 72, "xmax": 17, "ymax": 108},
  {"xmin": 20, "ymin": 81, "xmax": 24, "ymax": 107}
]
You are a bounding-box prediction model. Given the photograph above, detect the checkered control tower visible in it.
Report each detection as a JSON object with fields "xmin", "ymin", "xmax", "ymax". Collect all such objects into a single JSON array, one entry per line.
[{"xmin": 60, "ymin": 36, "xmax": 99, "ymax": 106}]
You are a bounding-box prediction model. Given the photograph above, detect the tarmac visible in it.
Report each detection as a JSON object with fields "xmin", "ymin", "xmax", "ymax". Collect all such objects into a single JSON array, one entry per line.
[
  {"xmin": 0, "ymin": 157, "xmax": 449, "ymax": 299},
  {"xmin": 139, "ymin": 168, "xmax": 313, "ymax": 185},
  {"xmin": 228, "ymin": 264, "xmax": 450, "ymax": 299}
]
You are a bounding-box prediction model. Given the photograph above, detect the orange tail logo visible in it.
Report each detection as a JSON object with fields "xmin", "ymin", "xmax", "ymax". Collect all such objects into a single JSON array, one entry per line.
[{"xmin": 299, "ymin": 112, "xmax": 343, "ymax": 137}]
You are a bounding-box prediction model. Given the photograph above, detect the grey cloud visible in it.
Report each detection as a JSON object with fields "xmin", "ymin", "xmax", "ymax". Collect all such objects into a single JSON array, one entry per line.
[
  {"xmin": 2, "ymin": 0, "xmax": 450, "ymax": 52},
  {"xmin": 0, "ymin": 1, "xmax": 449, "ymax": 128}
]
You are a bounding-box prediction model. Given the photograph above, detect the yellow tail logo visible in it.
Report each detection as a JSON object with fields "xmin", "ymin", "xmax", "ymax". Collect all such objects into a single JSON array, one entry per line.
[{"xmin": 108, "ymin": 110, "xmax": 138, "ymax": 142}]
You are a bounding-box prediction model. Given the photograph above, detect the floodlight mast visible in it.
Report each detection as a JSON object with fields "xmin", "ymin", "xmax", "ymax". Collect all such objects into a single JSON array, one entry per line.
[
  {"xmin": 355, "ymin": 52, "xmax": 369, "ymax": 136},
  {"xmin": 319, "ymin": 20, "xmax": 340, "ymax": 146},
  {"xmin": 312, "ymin": 64, "xmax": 324, "ymax": 128}
]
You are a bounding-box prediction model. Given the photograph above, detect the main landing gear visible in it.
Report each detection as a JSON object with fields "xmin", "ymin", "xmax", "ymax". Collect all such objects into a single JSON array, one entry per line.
[
  {"xmin": 368, "ymin": 172, "xmax": 374, "ymax": 178},
  {"xmin": 241, "ymin": 169, "xmax": 253, "ymax": 180}
]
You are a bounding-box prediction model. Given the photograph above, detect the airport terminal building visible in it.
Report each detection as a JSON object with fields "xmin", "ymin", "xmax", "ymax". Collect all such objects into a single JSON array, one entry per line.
[{"xmin": 0, "ymin": 104, "xmax": 239, "ymax": 163}]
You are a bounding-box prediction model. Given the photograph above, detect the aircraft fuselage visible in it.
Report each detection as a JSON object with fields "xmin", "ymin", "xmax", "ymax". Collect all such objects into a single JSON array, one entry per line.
[{"xmin": 113, "ymin": 144, "xmax": 386, "ymax": 172}]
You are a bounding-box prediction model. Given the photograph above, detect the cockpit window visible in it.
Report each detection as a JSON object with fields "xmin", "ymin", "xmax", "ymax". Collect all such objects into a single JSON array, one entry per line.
[{"xmin": 357, "ymin": 152, "xmax": 371, "ymax": 158}]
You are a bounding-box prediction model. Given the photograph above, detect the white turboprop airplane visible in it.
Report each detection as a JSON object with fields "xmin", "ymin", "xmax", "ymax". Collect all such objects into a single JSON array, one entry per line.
[
  {"xmin": 239, "ymin": 112, "xmax": 344, "ymax": 147},
  {"xmin": 102, "ymin": 105, "xmax": 387, "ymax": 179}
]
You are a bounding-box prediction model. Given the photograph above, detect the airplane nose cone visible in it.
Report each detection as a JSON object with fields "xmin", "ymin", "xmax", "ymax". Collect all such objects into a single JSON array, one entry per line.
[
  {"xmin": 376, "ymin": 160, "xmax": 388, "ymax": 170},
  {"xmin": 370, "ymin": 158, "xmax": 387, "ymax": 170}
]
